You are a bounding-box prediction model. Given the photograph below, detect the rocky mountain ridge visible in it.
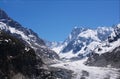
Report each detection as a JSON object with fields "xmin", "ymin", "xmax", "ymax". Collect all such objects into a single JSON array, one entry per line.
[
  {"xmin": 0, "ymin": 9, "xmax": 72, "ymax": 79},
  {"xmin": 85, "ymin": 24, "xmax": 120, "ymax": 68},
  {"xmin": 0, "ymin": 9, "xmax": 59, "ymax": 64},
  {"xmin": 1, "ymin": 8, "xmax": 120, "ymax": 79},
  {"xmin": 50, "ymin": 25, "xmax": 114, "ymax": 59}
]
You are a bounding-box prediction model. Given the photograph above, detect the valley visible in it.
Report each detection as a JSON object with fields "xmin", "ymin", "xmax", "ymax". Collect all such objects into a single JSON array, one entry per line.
[
  {"xmin": 0, "ymin": 8, "xmax": 120, "ymax": 79},
  {"xmin": 51, "ymin": 58, "xmax": 120, "ymax": 79}
]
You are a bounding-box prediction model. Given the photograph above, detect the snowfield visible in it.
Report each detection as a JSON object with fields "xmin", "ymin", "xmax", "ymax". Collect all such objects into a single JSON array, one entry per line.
[{"xmin": 51, "ymin": 58, "xmax": 120, "ymax": 79}]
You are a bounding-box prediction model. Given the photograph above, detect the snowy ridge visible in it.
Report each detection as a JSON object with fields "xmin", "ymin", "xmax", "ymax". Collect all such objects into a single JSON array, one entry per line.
[
  {"xmin": 0, "ymin": 8, "xmax": 59, "ymax": 64},
  {"xmin": 45, "ymin": 41, "xmax": 63, "ymax": 49},
  {"xmin": 94, "ymin": 24, "xmax": 120, "ymax": 54},
  {"xmin": 94, "ymin": 39, "xmax": 120, "ymax": 55},
  {"xmin": 51, "ymin": 26, "xmax": 113, "ymax": 59},
  {"xmin": 1, "ymin": 9, "xmax": 120, "ymax": 79},
  {"xmin": 78, "ymin": 29, "xmax": 100, "ymax": 41},
  {"xmin": 0, "ymin": 21, "xmax": 59, "ymax": 64},
  {"xmin": 0, "ymin": 22, "xmax": 9, "ymax": 31},
  {"xmin": 0, "ymin": 22, "xmax": 41, "ymax": 47},
  {"xmin": 50, "ymin": 24, "xmax": 120, "ymax": 79}
]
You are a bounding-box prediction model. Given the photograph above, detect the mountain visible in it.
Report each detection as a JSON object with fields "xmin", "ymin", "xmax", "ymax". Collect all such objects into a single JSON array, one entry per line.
[
  {"xmin": 0, "ymin": 30, "xmax": 73, "ymax": 79},
  {"xmin": 0, "ymin": 9, "xmax": 59, "ymax": 64},
  {"xmin": 50, "ymin": 24, "xmax": 120, "ymax": 79},
  {"xmin": 0, "ymin": 31, "xmax": 41, "ymax": 79},
  {"xmin": 51, "ymin": 26, "xmax": 113, "ymax": 59},
  {"xmin": 1, "ymin": 8, "xmax": 120, "ymax": 79},
  {"xmin": 45, "ymin": 40, "xmax": 62, "ymax": 49},
  {"xmin": 0, "ymin": 9, "xmax": 73, "ymax": 79},
  {"xmin": 85, "ymin": 24, "xmax": 120, "ymax": 68}
]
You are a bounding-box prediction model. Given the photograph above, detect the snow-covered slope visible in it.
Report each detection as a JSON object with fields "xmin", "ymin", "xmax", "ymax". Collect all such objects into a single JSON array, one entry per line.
[
  {"xmin": 85, "ymin": 24, "xmax": 120, "ymax": 68},
  {"xmin": 50, "ymin": 24, "xmax": 120, "ymax": 79},
  {"xmin": 51, "ymin": 26, "xmax": 113, "ymax": 59},
  {"xmin": 93, "ymin": 24, "xmax": 120, "ymax": 54},
  {"xmin": 51, "ymin": 58, "xmax": 120, "ymax": 79},
  {"xmin": 45, "ymin": 41, "xmax": 62, "ymax": 49}
]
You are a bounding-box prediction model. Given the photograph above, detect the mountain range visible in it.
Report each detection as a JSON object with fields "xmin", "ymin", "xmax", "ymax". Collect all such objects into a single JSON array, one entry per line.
[
  {"xmin": 0, "ymin": 9, "xmax": 59, "ymax": 64},
  {"xmin": 50, "ymin": 25, "xmax": 114, "ymax": 59},
  {"xmin": 0, "ymin": 8, "xmax": 120, "ymax": 79},
  {"xmin": 50, "ymin": 24, "xmax": 120, "ymax": 79},
  {"xmin": 0, "ymin": 9, "xmax": 73, "ymax": 79}
]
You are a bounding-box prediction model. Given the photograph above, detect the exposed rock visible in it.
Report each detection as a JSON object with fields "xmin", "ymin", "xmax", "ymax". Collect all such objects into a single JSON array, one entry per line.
[
  {"xmin": 81, "ymin": 70, "xmax": 89, "ymax": 77},
  {"xmin": 49, "ymin": 67, "xmax": 73, "ymax": 79},
  {"xmin": 0, "ymin": 8, "xmax": 59, "ymax": 64},
  {"xmin": 0, "ymin": 31, "xmax": 72, "ymax": 79},
  {"xmin": 0, "ymin": 31, "xmax": 38, "ymax": 79},
  {"xmin": 86, "ymin": 46, "xmax": 120, "ymax": 68}
]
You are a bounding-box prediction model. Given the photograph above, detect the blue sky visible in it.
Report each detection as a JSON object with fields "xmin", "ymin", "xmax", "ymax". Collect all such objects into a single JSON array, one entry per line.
[{"xmin": 0, "ymin": 0, "xmax": 119, "ymax": 41}]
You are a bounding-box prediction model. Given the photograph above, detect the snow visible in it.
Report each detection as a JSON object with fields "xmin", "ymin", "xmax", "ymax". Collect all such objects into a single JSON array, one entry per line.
[
  {"xmin": 51, "ymin": 26, "xmax": 114, "ymax": 59},
  {"xmin": 0, "ymin": 22, "xmax": 34, "ymax": 45},
  {"xmin": 52, "ymin": 45, "xmax": 63, "ymax": 54},
  {"xmin": 110, "ymin": 31, "xmax": 116, "ymax": 38},
  {"xmin": 0, "ymin": 22, "xmax": 8, "ymax": 31},
  {"xmin": 68, "ymin": 34, "xmax": 72, "ymax": 40},
  {"xmin": 78, "ymin": 29, "xmax": 100, "ymax": 41},
  {"xmin": 25, "ymin": 47, "xmax": 30, "ymax": 52},
  {"xmin": 4, "ymin": 39, "xmax": 9, "ymax": 42},
  {"xmin": 9, "ymin": 27, "xmax": 29, "ymax": 40},
  {"xmin": 97, "ymin": 27, "xmax": 113, "ymax": 32},
  {"xmin": 0, "ymin": 22, "xmax": 42, "ymax": 49},
  {"xmin": 117, "ymin": 24, "xmax": 120, "ymax": 28},
  {"xmin": 74, "ymin": 26, "xmax": 78, "ymax": 29},
  {"xmin": 95, "ymin": 39, "xmax": 120, "ymax": 54},
  {"xmin": 59, "ymin": 50, "xmax": 78, "ymax": 59},
  {"xmin": 28, "ymin": 34, "xmax": 35, "ymax": 38},
  {"xmin": 51, "ymin": 58, "xmax": 120, "ymax": 79},
  {"xmin": 53, "ymin": 40, "xmax": 102, "ymax": 59}
]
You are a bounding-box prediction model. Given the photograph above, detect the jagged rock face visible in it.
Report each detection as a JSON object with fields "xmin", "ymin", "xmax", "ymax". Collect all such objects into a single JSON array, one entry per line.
[
  {"xmin": 86, "ymin": 46, "xmax": 120, "ymax": 68},
  {"xmin": 85, "ymin": 24, "xmax": 120, "ymax": 68},
  {"xmin": 0, "ymin": 9, "xmax": 59, "ymax": 64},
  {"xmin": 62, "ymin": 37, "xmax": 94, "ymax": 54},
  {"xmin": 97, "ymin": 27, "xmax": 113, "ymax": 41},
  {"xmin": 0, "ymin": 31, "xmax": 38, "ymax": 79},
  {"xmin": 0, "ymin": 31, "xmax": 72, "ymax": 79},
  {"xmin": 62, "ymin": 27, "xmax": 113, "ymax": 54},
  {"xmin": 0, "ymin": 9, "xmax": 72, "ymax": 79},
  {"xmin": 0, "ymin": 8, "xmax": 45, "ymax": 45},
  {"xmin": 108, "ymin": 24, "xmax": 120, "ymax": 43},
  {"xmin": 64, "ymin": 27, "xmax": 87, "ymax": 44},
  {"xmin": 50, "ymin": 26, "xmax": 113, "ymax": 59},
  {"xmin": 61, "ymin": 28, "xmax": 88, "ymax": 54},
  {"xmin": 45, "ymin": 41, "xmax": 62, "ymax": 49}
]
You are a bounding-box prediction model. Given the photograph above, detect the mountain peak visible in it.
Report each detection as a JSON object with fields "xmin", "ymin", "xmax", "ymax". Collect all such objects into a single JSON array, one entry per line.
[
  {"xmin": 64, "ymin": 27, "xmax": 87, "ymax": 44},
  {"xmin": 74, "ymin": 26, "xmax": 78, "ymax": 29},
  {"xmin": 73, "ymin": 26, "xmax": 86, "ymax": 31},
  {"xmin": 0, "ymin": 9, "xmax": 59, "ymax": 64},
  {"xmin": 50, "ymin": 25, "xmax": 114, "ymax": 59},
  {"xmin": 117, "ymin": 23, "xmax": 120, "ymax": 28},
  {"xmin": 97, "ymin": 26, "xmax": 113, "ymax": 30},
  {"xmin": 0, "ymin": 8, "xmax": 9, "ymax": 19}
]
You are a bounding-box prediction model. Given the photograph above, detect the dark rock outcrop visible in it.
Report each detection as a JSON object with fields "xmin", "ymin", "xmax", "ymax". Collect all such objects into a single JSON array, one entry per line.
[
  {"xmin": 0, "ymin": 9, "xmax": 72, "ymax": 79},
  {"xmin": 86, "ymin": 46, "xmax": 120, "ymax": 68},
  {"xmin": 108, "ymin": 25, "xmax": 120, "ymax": 43},
  {"xmin": 0, "ymin": 31, "xmax": 72, "ymax": 79},
  {"xmin": 0, "ymin": 31, "xmax": 39, "ymax": 79},
  {"xmin": 86, "ymin": 24, "xmax": 120, "ymax": 68}
]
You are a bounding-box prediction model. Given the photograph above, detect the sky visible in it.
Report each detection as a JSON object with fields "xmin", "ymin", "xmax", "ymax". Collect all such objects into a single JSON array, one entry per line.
[{"xmin": 0, "ymin": 0, "xmax": 120, "ymax": 41}]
